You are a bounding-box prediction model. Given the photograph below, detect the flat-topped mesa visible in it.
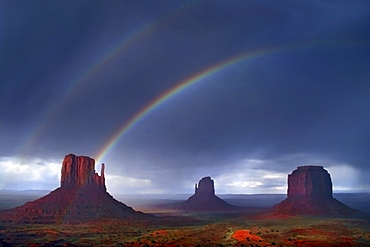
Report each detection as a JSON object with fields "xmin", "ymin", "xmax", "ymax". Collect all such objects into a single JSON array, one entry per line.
[
  {"xmin": 61, "ymin": 154, "xmax": 106, "ymax": 191},
  {"xmin": 195, "ymin": 176, "xmax": 215, "ymax": 196},
  {"xmin": 288, "ymin": 165, "xmax": 332, "ymax": 199},
  {"xmin": 273, "ymin": 165, "xmax": 358, "ymax": 216}
]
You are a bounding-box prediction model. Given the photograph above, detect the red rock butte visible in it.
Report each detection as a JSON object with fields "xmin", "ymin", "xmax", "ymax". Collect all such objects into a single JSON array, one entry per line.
[
  {"xmin": 288, "ymin": 165, "xmax": 332, "ymax": 199},
  {"xmin": 0, "ymin": 154, "xmax": 148, "ymax": 223},
  {"xmin": 61, "ymin": 154, "xmax": 106, "ymax": 190},
  {"xmin": 174, "ymin": 176, "xmax": 235, "ymax": 211},
  {"xmin": 273, "ymin": 165, "xmax": 357, "ymax": 215}
]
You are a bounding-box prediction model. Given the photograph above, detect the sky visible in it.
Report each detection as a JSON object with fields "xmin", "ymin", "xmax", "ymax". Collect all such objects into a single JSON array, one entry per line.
[{"xmin": 1, "ymin": 0, "xmax": 370, "ymax": 195}]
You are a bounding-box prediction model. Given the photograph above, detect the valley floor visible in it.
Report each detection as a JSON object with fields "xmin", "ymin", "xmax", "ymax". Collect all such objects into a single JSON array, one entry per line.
[
  {"xmin": 1, "ymin": 193, "xmax": 370, "ymax": 246},
  {"xmin": 1, "ymin": 209, "xmax": 370, "ymax": 246}
]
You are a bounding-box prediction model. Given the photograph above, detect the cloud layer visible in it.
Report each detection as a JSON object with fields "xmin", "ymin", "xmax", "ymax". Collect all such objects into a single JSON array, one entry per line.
[{"xmin": 1, "ymin": 0, "xmax": 370, "ymax": 194}]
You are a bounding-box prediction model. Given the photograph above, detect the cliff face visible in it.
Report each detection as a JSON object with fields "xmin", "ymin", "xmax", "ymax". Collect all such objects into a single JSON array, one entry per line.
[
  {"xmin": 0, "ymin": 154, "xmax": 147, "ymax": 223},
  {"xmin": 288, "ymin": 166, "xmax": 332, "ymax": 199},
  {"xmin": 61, "ymin": 154, "xmax": 105, "ymax": 190},
  {"xmin": 273, "ymin": 166, "xmax": 357, "ymax": 216},
  {"xmin": 195, "ymin": 176, "xmax": 215, "ymax": 196}
]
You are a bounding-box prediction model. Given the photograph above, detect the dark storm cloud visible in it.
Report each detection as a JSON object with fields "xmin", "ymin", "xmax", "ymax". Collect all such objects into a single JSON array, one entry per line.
[
  {"xmin": 1, "ymin": 0, "xmax": 370, "ymax": 193},
  {"xmin": 123, "ymin": 45, "xmax": 370, "ymax": 164}
]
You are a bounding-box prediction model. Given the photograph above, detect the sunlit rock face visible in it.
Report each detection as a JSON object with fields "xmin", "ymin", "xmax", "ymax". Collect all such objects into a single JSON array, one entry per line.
[
  {"xmin": 273, "ymin": 166, "xmax": 357, "ymax": 216},
  {"xmin": 61, "ymin": 154, "xmax": 106, "ymax": 190},
  {"xmin": 175, "ymin": 176, "xmax": 235, "ymax": 211},
  {"xmin": 0, "ymin": 154, "xmax": 147, "ymax": 223}
]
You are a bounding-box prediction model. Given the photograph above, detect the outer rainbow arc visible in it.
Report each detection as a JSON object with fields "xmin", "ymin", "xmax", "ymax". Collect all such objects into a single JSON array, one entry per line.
[
  {"xmin": 19, "ymin": 22, "xmax": 159, "ymax": 151},
  {"xmin": 17, "ymin": 3, "xmax": 192, "ymax": 158},
  {"xmin": 94, "ymin": 47, "xmax": 281, "ymax": 164}
]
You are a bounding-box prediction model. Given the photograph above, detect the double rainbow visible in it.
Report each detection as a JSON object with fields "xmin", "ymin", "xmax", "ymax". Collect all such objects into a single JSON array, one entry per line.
[
  {"xmin": 18, "ymin": 3, "xmax": 191, "ymax": 157},
  {"xmin": 94, "ymin": 46, "xmax": 286, "ymax": 164}
]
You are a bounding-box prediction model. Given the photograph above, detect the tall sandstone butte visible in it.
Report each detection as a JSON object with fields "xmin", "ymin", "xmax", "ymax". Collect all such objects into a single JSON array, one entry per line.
[
  {"xmin": 195, "ymin": 176, "xmax": 216, "ymax": 196},
  {"xmin": 175, "ymin": 176, "xmax": 235, "ymax": 211},
  {"xmin": 288, "ymin": 165, "xmax": 332, "ymax": 199},
  {"xmin": 273, "ymin": 165, "xmax": 357, "ymax": 215},
  {"xmin": 0, "ymin": 154, "xmax": 147, "ymax": 223},
  {"xmin": 61, "ymin": 154, "xmax": 106, "ymax": 190}
]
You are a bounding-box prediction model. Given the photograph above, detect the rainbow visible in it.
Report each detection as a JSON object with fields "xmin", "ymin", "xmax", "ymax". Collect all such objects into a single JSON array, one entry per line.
[
  {"xmin": 19, "ymin": 23, "xmax": 160, "ymax": 155},
  {"xmin": 94, "ymin": 45, "xmax": 288, "ymax": 164},
  {"xmin": 18, "ymin": 4, "xmax": 191, "ymax": 157}
]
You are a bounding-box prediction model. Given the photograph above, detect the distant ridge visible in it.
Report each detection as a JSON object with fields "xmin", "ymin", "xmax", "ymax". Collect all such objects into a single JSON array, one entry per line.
[{"xmin": 0, "ymin": 189, "xmax": 51, "ymax": 195}]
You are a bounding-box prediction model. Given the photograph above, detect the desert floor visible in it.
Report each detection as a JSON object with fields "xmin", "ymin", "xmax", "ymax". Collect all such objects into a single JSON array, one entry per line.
[{"xmin": 1, "ymin": 193, "xmax": 370, "ymax": 246}]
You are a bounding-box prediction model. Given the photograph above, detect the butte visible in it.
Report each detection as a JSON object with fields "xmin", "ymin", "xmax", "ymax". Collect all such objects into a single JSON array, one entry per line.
[
  {"xmin": 273, "ymin": 165, "xmax": 358, "ymax": 216},
  {"xmin": 0, "ymin": 154, "xmax": 148, "ymax": 223},
  {"xmin": 174, "ymin": 176, "xmax": 235, "ymax": 211}
]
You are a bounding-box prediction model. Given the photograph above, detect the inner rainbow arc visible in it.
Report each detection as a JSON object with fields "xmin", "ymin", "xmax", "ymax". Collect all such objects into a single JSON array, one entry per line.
[{"xmin": 94, "ymin": 47, "xmax": 281, "ymax": 165}]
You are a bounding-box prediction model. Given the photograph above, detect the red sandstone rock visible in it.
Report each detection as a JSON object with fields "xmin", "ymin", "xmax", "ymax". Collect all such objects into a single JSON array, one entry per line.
[
  {"xmin": 175, "ymin": 176, "xmax": 235, "ymax": 211},
  {"xmin": 0, "ymin": 154, "xmax": 148, "ymax": 223},
  {"xmin": 195, "ymin": 176, "xmax": 215, "ymax": 196},
  {"xmin": 61, "ymin": 154, "xmax": 106, "ymax": 190},
  {"xmin": 273, "ymin": 166, "xmax": 357, "ymax": 216},
  {"xmin": 288, "ymin": 166, "xmax": 332, "ymax": 199}
]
